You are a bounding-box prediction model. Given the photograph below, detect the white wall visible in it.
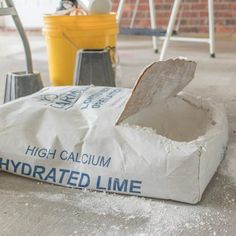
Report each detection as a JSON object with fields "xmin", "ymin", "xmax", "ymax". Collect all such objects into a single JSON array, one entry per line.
[{"xmin": 1, "ymin": 0, "xmax": 58, "ymax": 28}]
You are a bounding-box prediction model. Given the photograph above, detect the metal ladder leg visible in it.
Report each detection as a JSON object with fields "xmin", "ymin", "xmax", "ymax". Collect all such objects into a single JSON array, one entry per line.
[
  {"xmin": 116, "ymin": 0, "xmax": 125, "ymax": 23},
  {"xmin": 208, "ymin": 0, "xmax": 215, "ymax": 57},
  {"xmin": 149, "ymin": 0, "xmax": 158, "ymax": 53},
  {"xmin": 174, "ymin": 4, "xmax": 183, "ymax": 34},
  {"xmin": 160, "ymin": 0, "xmax": 181, "ymax": 61},
  {"xmin": 130, "ymin": 0, "xmax": 139, "ymax": 28},
  {"xmin": 4, "ymin": 0, "xmax": 33, "ymax": 73}
]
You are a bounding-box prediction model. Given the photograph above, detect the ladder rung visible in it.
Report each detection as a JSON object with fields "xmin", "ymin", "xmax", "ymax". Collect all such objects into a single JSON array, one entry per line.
[
  {"xmin": 120, "ymin": 28, "xmax": 166, "ymax": 36},
  {"xmin": 0, "ymin": 7, "xmax": 17, "ymax": 16}
]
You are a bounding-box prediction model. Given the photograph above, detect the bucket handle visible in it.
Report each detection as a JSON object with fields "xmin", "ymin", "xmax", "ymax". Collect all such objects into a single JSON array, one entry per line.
[
  {"xmin": 62, "ymin": 32, "xmax": 115, "ymax": 63},
  {"xmin": 62, "ymin": 32, "xmax": 79, "ymax": 50},
  {"xmin": 62, "ymin": 32, "xmax": 113, "ymax": 51}
]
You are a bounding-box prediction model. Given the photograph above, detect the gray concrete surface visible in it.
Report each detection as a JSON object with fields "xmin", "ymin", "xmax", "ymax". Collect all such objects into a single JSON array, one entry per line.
[{"xmin": 0, "ymin": 32, "xmax": 236, "ymax": 236}]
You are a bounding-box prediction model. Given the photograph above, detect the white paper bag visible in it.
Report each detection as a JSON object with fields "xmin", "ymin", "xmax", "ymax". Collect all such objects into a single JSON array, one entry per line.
[{"xmin": 0, "ymin": 59, "xmax": 228, "ymax": 204}]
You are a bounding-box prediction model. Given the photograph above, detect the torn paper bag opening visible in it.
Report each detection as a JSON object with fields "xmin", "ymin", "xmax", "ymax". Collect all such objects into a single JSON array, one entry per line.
[{"xmin": 0, "ymin": 59, "xmax": 228, "ymax": 204}]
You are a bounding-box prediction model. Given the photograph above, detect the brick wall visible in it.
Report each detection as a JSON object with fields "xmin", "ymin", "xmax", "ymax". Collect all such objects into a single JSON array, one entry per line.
[{"xmin": 113, "ymin": 0, "xmax": 236, "ymax": 34}]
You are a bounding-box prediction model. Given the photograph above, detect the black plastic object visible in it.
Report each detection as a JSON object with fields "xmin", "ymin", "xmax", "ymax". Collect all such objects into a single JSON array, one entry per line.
[
  {"xmin": 4, "ymin": 72, "xmax": 44, "ymax": 103},
  {"xmin": 56, "ymin": 0, "xmax": 78, "ymax": 11},
  {"xmin": 73, "ymin": 49, "xmax": 115, "ymax": 87}
]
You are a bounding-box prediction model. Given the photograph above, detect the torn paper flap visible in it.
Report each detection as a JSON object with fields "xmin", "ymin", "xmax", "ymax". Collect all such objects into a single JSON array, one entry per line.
[{"xmin": 116, "ymin": 59, "xmax": 197, "ymax": 124}]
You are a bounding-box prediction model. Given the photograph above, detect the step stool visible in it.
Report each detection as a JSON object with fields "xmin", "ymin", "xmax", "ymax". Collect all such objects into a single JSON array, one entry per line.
[{"xmin": 117, "ymin": 0, "xmax": 215, "ymax": 60}]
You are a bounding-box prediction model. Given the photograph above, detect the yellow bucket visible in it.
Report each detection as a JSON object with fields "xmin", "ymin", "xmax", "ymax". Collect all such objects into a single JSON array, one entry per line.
[{"xmin": 43, "ymin": 13, "xmax": 118, "ymax": 86}]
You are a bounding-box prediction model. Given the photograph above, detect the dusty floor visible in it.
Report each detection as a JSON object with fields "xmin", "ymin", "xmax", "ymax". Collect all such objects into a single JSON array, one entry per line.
[{"xmin": 0, "ymin": 33, "xmax": 236, "ymax": 236}]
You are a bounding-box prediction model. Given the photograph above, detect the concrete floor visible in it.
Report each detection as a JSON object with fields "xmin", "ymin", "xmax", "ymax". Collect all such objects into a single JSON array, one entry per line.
[{"xmin": 0, "ymin": 32, "xmax": 236, "ymax": 236}]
